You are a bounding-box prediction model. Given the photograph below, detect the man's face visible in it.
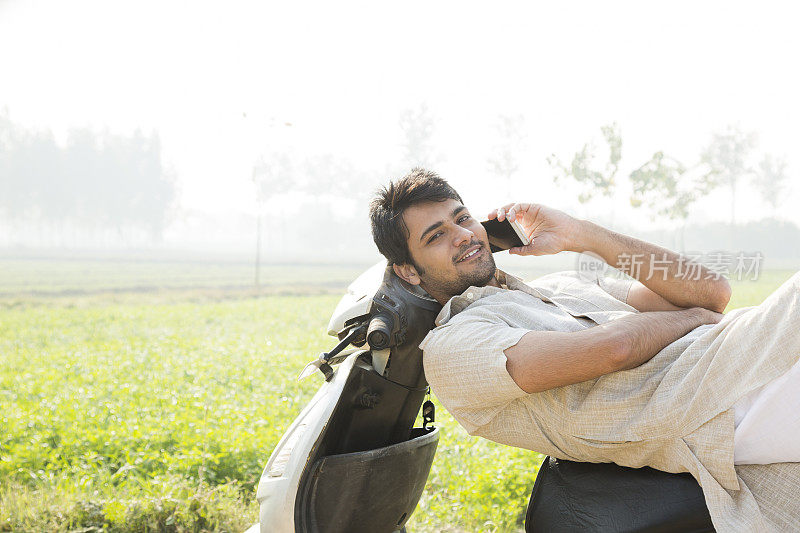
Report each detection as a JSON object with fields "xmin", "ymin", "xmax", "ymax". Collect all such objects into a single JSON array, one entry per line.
[{"xmin": 396, "ymin": 198, "xmax": 497, "ymax": 303}]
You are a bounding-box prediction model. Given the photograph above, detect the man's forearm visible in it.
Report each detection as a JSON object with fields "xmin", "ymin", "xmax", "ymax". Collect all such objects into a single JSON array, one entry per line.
[
  {"xmin": 599, "ymin": 307, "xmax": 718, "ymax": 371},
  {"xmin": 569, "ymin": 219, "xmax": 731, "ymax": 313}
]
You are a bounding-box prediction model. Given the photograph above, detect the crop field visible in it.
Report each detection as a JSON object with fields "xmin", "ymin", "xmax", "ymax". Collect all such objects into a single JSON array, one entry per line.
[{"xmin": 1, "ymin": 255, "xmax": 797, "ymax": 532}]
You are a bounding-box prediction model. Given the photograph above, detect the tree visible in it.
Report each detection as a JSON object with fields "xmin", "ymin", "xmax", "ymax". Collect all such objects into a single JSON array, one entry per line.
[
  {"xmin": 0, "ymin": 112, "xmax": 175, "ymax": 247},
  {"xmin": 398, "ymin": 103, "xmax": 442, "ymax": 170},
  {"xmin": 300, "ymin": 153, "xmax": 370, "ymax": 201},
  {"xmin": 699, "ymin": 125, "xmax": 758, "ymax": 227},
  {"xmin": 60, "ymin": 128, "xmax": 174, "ymax": 244},
  {"xmin": 251, "ymin": 152, "xmax": 294, "ymax": 287},
  {"xmin": 548, "ymin": 122, "xmax": 621, "ymax": 204},
  {"xmin": 629, "ymin": 152, "xmax": 699, "ymax": 249},
  {"xmin": 753, "ymin": 154, "xmax": 789, "ymax": 210},
  {"xmin": 0, "ymin": 111, "xmax": 61, "ymax": 237},
  {"xmin": 99, "ymin": 129, "xmax": 174, "ymax": 242},
  {"xmin": 487, "ymin": 114, "xmax": 527, "ymax": 199},
  {"xmin": 0, "ymin": 109, "xmax": 20, "ymax": 224}
]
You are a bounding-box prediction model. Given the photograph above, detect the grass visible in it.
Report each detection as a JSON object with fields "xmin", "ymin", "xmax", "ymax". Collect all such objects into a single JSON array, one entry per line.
[
  {"xmin": 1, "ymin": 294, "xmax": 334, "ymax": 531},
  {"xmin": 0, "ymin": 255, "xmax": 796, "ymax": 532},
  {"xmin": 0, "ymin": 256, "xmax": 368, "ymax": 299}
]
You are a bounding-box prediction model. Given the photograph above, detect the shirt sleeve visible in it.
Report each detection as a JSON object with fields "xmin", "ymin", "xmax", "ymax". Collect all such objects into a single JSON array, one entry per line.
[
  {"xmin": 595, "ymin": 270, "xmax": 636, "ymax": 305},
  {"xmin": 419, "ymin": 310, "xmax": 531, "ymax": 432}
]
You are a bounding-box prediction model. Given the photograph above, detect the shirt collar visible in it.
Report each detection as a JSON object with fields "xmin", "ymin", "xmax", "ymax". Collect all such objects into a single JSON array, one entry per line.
[{"xmin": 434, "ymin": 268, "xmax": 548, "ymax": 326}]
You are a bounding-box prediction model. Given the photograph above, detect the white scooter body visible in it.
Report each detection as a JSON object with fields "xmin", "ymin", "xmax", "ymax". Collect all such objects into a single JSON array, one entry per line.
[
  {"xmin": 249, "ymin": 261, "xmax": 441, "ymax": 533},
  {"xmin": 250, "ymin": 350, "xmax": 364, "ymax": 533}
]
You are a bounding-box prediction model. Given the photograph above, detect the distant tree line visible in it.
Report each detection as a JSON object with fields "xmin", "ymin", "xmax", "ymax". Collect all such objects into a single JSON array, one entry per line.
[
  {"xmin": 546, "ymin": 123, "xmax": 792, "ymax": 250},
  {"xmin": 252, "ymin": 107, "xmax": 798, "ymax": 273},
  {"xmin": 0, "ymin": 110, "xmax": 175, "ymax": 246},
  {"xmin": 4, "ymin": 101, "xmax": 793, "ymax": 261}
]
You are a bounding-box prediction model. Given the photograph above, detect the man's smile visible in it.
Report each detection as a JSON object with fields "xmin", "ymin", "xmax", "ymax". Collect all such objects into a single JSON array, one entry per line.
[{"xmin": 455, "ymin": 244, "xmax": 484, "ymax": 263}]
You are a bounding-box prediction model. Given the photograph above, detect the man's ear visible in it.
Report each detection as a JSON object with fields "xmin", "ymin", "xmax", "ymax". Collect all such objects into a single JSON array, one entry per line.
[{"xmin": 393, "ymin": 262, "xmax": 421, "ymax": 286}]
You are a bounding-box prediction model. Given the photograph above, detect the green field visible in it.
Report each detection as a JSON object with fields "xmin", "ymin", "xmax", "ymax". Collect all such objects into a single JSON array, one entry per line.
[{"xmin": 1, "ymin": 256, "xmax": 796, "ymax": 532}]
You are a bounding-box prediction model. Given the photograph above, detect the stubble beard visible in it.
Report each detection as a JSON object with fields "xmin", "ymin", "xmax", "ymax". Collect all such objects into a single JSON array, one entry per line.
[{"xmin": 420, "ymin": 248, "xmax": 497, "ymax": 302}]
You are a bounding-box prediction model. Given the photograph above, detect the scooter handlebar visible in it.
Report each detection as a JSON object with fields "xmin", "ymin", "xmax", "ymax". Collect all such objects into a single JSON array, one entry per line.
[{"xmin": 366, "ymin": 313, "xmax": 393, "ymax": 350}]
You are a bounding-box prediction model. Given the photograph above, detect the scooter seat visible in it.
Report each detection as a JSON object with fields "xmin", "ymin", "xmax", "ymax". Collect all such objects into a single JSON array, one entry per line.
[{"xmin": 525, "ymin": 456, "xmax": 714, "ymax": 533}]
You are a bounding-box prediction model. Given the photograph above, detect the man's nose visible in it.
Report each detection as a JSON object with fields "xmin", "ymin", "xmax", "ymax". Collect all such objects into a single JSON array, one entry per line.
[{"xmin": 453, "ymin": 224, "xmax": 475, "ymax": 246}]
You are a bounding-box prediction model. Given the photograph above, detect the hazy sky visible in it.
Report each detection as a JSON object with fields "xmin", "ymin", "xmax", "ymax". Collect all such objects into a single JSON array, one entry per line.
[{"xmin": 1, "ymin": 0, "xmax": 798, "ymax": 233}]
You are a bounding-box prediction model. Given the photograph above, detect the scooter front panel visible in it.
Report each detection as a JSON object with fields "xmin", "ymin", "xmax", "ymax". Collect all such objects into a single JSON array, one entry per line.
[{"xmin": 256, "ymin": 352, "xmax": 364, "ymax": 533}]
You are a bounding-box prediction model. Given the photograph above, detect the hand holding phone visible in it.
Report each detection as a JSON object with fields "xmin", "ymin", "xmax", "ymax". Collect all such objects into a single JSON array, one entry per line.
[
  {"xmin": 487, "ymin": 202, "xmax": 580, "ymax": 256},
  {"xmin": 481, "ymin": 218, "xmax": 531, "ymax": 253}
]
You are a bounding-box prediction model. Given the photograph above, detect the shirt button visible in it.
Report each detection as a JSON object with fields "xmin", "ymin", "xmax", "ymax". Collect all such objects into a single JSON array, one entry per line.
[{"xmin": 466, "ymin": 292, "xmax": 474, "ymax": 299}]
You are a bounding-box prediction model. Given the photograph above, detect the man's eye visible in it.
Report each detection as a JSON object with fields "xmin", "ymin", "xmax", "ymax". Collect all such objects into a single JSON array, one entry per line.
[
  {"xmin": 428, "ymin": 232, "xmax": 442, "ymax": 243},
  {"xmin": 458, "ymin": 215, "xmax": 471, "ymax": 223}
]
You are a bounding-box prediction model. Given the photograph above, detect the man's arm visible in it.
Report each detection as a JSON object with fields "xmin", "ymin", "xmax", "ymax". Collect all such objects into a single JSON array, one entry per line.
[
  {"xmin": 488, "ymin": 203, "xmax": 732, "ymax": 314},
  {"xmin": 569, "ymin": 220, "xmax": 732, "ymax": 313},
  {"xmin": 505, "ymin": 307, "xmax": 721, "ymax": 393}
]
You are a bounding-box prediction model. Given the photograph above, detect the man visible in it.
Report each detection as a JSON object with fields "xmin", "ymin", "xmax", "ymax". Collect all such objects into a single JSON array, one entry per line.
[{"xmin": 368, "ymin": 168, "xmax": 800, "ymax": 532}]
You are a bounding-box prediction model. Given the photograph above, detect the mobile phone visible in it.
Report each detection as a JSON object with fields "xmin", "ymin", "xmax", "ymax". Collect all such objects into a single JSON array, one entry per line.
[{"xmin": 481, "ymin": 218, "xmax": 531, "ymax": 253}]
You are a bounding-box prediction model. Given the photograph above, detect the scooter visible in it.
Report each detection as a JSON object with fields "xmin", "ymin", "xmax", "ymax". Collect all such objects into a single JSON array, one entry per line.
[
  {"xmin": 247, "ymin": 261, "xmax": 441, "ymax": 533},
  {"xmin": 248, "ymin": 261, "xmax": 716, "ymax": 533}
]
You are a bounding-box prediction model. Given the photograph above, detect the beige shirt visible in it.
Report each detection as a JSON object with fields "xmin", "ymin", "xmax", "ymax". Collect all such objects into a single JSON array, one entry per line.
[{"xmin": 419, "ymin": 268, "xmax": 800, "ymax": 532}]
